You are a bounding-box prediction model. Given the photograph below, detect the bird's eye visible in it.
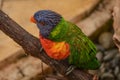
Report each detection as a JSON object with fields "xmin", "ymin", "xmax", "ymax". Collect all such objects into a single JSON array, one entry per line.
[{"xmin": 40, "ymin": 22, "xmax": 45, "ymax": 26}]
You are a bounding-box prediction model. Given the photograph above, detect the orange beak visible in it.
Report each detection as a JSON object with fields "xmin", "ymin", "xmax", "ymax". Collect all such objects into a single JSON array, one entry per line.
[{"xmin": 30, "ymin": 16, "xmax": 36, "ymax": 23}]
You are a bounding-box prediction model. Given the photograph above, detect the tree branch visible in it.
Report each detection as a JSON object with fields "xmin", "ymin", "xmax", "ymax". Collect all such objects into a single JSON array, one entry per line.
[
  {"xmin": 0, "ymin": 10, "xmax": 93, "ymax": 80},
  {"xmin": 113, "ymin": 0, "xmax": 120, "ymax": 52}
]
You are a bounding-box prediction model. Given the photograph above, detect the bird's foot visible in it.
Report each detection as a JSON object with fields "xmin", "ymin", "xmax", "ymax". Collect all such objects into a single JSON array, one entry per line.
[
  {"xmin": 40, "ymin": 47, "xmax": 43, "ymax": 52},
  {"xmin": 93, "ymin": 74, "xmax": 99, "ymax": 80},
  {"xmin": 65, "ymin": 65, "xmax": 76, "ymax": 75}
]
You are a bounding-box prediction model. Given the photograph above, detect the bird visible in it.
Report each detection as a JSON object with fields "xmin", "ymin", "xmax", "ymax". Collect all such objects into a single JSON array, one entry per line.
[{"xmin": 30, "ymin": 10, "xmax": 100, "ymax": 74}]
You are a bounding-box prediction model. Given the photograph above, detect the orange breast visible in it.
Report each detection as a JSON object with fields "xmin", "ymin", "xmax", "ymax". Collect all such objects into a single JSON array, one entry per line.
[{"xmin": 40, "ymin": 35, "xmax": 70, "ymax": 60}]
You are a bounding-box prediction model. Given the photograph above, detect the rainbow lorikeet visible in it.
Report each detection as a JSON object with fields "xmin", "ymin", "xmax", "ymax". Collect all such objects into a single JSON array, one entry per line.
[{"xmin": 30, "ymin": 10, "xmax": 100, "ymax": 70}]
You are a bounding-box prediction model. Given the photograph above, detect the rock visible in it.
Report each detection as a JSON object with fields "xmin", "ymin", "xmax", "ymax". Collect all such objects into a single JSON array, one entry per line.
[
  {"xmin": 104, "ymin": 49, "xmax": 118, "ymax": 55},
  {"xmin": 96, "ymin": 51, "xmax": 104, "ymax": 62},
  {"xmin": 103, "ymin": 53, "xmax": 114, "ymax": 62},
  {"xmin": 100, "ymin": 63, "xmax": 106, "ymax": 73},
  {"xmin": 117, "ymin": 73, "xmax": 120, "ymax": 80},
  {"xmin": 115, "ymin": 53, "xmax": 120, "ymax": 59},
  {"xmin": 105, "ymin": 63, "xmax": 113, "ymax": 73},
  {"xmin": 45, "ymin": 77, "xmax": 57, "ymax": 80},
  {"xmin": 96, "ymin": 44, "xmax": 105, "ymax": 52},
  {"xmin": 89, "ymin": 70, "xmax": 98, "ymax": 75},
  {"xmin": 98, "ymin": 32, "xmax": 115, "ymax": 49},
  {"xmin": 103, "ymin": 49, "xmax": 118, "ymax": 62},
  {"xmin": 114, "ymin": 66, "xmax": 119, "ymax": 76},
  {"xmin": 101, "ymin": 72, "xmax": 114, "ymax": 80},
  {"xmin": 110, "ymin": 56, "xmax": 120, "ymax": 68}
]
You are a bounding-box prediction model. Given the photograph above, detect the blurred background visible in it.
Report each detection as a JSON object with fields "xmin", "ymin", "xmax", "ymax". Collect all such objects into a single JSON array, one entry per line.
[{"xmin": 0, "ymin": 0, "xmax": 120, "ymax": 80}]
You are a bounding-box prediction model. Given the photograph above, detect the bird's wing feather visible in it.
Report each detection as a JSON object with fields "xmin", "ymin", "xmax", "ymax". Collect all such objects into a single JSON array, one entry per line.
[{"xmin": 66, "ymin": 22, "xmax": 100, "ymax": 69}]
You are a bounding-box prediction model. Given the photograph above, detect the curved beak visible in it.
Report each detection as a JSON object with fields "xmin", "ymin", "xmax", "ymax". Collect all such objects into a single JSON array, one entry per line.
[{"xmin": 30, "ymin": 16, "xmax": 36, "ymax": 23}]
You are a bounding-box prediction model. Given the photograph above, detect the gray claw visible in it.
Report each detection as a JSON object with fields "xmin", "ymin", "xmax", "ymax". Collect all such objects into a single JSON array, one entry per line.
[
  {"xmin": 40, "ymin": 47, "xmax": 43, "ymax": 52},
  {"xmin": 65, "ymin": 65, "xmax": 76, "ymax": 75}
]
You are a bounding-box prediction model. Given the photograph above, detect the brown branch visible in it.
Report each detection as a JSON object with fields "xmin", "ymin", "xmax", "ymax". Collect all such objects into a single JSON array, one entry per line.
[
  {"xmin": 113, "ymin": 0, "xmax": 120, "ymax": 52},
  {"xmin": 0, "ymin": 10, "xmax": 93, "ymax": 80}
]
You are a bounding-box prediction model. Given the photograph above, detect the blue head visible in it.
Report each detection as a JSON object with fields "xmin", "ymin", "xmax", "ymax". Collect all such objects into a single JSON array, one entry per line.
[{"xmin": 31, "ymin": 10, "xmax": 62, "ymax": 38}]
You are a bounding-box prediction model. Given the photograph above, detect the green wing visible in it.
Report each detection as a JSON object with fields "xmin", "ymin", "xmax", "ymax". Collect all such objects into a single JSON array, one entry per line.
[
  {"xmin": 66, "ymin": 22, "xmax": 100, "ymax": 69},
  {"xmin": 48, "ymin": 18, "xmax": 100, "ymax": 69}
]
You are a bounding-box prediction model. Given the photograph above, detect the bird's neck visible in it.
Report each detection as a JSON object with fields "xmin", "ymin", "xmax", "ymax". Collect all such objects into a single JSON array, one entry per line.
[{"xmin": 48, "ymin": 18, "xmax": 69, "ymax": 41}]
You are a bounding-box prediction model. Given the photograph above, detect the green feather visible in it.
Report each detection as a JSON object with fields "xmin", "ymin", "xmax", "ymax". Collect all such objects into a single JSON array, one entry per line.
[{"xmin": 49, "ymin": 18, "xmax": 100, "ymax": 69}]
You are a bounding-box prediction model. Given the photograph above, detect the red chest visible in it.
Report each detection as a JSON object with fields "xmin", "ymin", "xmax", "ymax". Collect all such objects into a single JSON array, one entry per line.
[{"xmin": 39, "ymin": 35, "xmax": 70, "ymax": 60}]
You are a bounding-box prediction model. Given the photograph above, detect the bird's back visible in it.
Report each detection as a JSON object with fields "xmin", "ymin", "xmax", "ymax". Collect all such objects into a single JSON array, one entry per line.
[
  {"xmin": 48, "ymin": 19, "xmax": 100, "ymax": 69},
  {"xmin": 65, "ymin": 22, "xmax": 100, "ymax": 69}
]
